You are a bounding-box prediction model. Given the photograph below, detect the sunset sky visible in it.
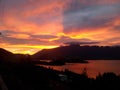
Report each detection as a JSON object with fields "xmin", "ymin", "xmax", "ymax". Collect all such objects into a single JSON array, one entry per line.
[{"xmin": 0, "ymin": 0, "xmax": 120, "ymax": 54}]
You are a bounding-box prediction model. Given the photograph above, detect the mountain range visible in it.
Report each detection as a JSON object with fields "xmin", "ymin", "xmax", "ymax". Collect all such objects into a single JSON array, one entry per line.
[
  {"xmin": 1, "ymin": 45, "xmax": 120, "ymax": 64},
  {"xmin": 33, "ymin": 45, "xmax": 120, "ymax": 60},
  {"xmin": 0, "ymin": 48, "xmax": 31, "ymax": 65}
]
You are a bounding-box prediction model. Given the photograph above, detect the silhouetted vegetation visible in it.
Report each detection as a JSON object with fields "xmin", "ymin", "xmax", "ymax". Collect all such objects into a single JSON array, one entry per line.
[{"xmin": 1, "ymin": 63, "xmax": 120, "ymax": 90}]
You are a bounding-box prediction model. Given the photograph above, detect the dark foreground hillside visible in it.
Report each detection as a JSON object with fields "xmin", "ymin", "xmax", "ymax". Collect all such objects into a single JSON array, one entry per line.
[
  {"xmin": 1, "ymin": 63, "xmax": 120, "ymax": 90},
  {"xmin": 0, "ymin": 48, "xmax": 120, "ymax": 90}
]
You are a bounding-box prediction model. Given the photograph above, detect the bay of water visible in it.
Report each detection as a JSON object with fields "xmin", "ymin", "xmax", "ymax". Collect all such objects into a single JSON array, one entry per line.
[{"xmin": 36, "ymin": 60, "xmax": 120, "ymax": 78}]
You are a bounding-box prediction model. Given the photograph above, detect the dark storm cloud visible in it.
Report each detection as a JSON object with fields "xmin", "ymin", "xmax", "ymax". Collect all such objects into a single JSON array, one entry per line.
[{"xmin": 63, "ymin": 0, "xmax": 120, "ymax": 33}]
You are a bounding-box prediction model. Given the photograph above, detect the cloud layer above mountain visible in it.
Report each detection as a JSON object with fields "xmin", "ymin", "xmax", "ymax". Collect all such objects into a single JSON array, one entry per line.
[{"xmin": 0, "ymin": 0, "xmax": 120, "ymax": 54}]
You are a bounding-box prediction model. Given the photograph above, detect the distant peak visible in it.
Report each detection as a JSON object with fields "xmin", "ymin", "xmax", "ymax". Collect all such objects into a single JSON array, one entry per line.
[{"xmin": 0, "ymin": 48, "xmax": 13, "ymax": 54}]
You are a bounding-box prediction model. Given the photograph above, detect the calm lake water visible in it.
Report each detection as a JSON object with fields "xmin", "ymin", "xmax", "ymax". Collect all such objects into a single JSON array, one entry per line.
[{"xmin": 36, "ymin": 60, "xmax": 120, "ymax": 78}]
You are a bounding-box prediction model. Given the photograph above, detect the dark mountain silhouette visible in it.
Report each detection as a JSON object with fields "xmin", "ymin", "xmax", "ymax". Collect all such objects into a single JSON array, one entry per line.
[
  {"xmin": 0, "ymin": 48, "xmax": 13, "ymax": 56},
  {"xmin": 33, "ymin": 45, "xmax": 120, "ymax": 60},
  {"xmin": 0, "ymin": 48, "xmax": 14, "ymax": 62},
  {"xmin": 0, "ymin": 48, "xmax": 32, "ymax": 67}
]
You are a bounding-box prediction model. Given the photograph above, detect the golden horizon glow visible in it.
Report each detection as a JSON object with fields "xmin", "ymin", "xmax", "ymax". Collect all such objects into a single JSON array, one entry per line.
[{"xmin": 2, "ymin": 45, "xmax": 59, "ymax": 55}]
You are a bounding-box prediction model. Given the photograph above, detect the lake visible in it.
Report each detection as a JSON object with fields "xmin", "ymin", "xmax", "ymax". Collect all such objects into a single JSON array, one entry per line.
[{"xmin": 36, "ymin": 60, "xmax": 120, "ymax": 78}]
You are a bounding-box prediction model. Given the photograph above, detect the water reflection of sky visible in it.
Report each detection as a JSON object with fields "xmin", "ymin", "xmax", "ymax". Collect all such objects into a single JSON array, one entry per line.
[{"xmin": 36, "ymin": 60, "xmax": 120, "ymax": 78}]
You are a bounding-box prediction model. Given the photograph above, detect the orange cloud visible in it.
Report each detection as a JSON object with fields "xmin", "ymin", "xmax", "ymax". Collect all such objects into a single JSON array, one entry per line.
[
  {"xmin": 1, "ymin": 0, "xmax": 65, "ymax": 35},
  {"xmin": 7, "ymin": 33, "xmax": 30, "ymax": 39},
  {"xmin": 23, "ymin": 1, "xmax": 65, "ymax": 17}
]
